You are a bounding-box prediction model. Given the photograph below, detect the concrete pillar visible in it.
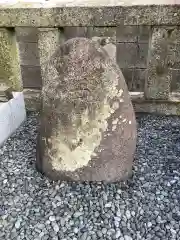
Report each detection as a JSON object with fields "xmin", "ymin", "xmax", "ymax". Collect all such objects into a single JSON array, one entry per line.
[
  {"xmin": 144, "ymin": 27, "xmax": 171, "ymax": 100},
  {"xmin": 0, "ymin": 28, "xmax": 22, "ymax": 90},
  {"xmin": 37, "ymin": 28, "xmax": 63, "ymax": 83}
]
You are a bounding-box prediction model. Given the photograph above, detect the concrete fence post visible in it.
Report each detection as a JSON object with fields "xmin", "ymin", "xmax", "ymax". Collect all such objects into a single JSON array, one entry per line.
[
  {"xmin": 37, "ymin": 28, "xmax": 63, "ymax": 84},
  {"xmin": 0, "ymin": 28, "xmax": 22, "ymax": 90},
  {"xmin": 144, "ymin": 27, "xmax": 171, "ymax": 100}
]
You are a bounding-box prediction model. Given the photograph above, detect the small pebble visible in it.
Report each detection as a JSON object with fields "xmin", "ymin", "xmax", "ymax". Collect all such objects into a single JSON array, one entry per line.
[
  {"xmin": 49, "ymin": 216, "xmax": 56, "ymax": 222},
  {"xmin": 53, "ymin": 224, "xmax": 59, "ymax": 233}
]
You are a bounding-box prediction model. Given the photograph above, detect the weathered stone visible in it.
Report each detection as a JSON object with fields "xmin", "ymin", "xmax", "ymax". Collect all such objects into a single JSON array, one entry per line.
[
  {"xmin": 36, "ymin": 38, "xmax": 137, "ymax": 182},
  {"xmin": 0, "ymin": 28, "xmax": 22, "ymax": 90},
  {"xmin": 145, "ymin": 27, "xmax": 170, "ymax": 100}
]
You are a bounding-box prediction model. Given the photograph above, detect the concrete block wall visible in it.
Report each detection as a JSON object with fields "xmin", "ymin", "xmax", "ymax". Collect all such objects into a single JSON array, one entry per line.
[
  {"xmin": 167, "ymin": 27, "xmax": 180, "ymax": 92},
  {"xmin": 15, "ymin": 27, "xmax": 42, "ymax": 90},
  {"xmin": 16, "ymin": 26, "xmax": 147, "ymax": 92},
  {"xmin": 17, "ymin": 26, "xmax": 180, "ymax": 94},
  {"xmin": 116, "ymin": 26, "xmax": 150, "ymax": 92},
  {"xmin": 1, "ymin": 4, "xmax": 180, "ymax": 115}
]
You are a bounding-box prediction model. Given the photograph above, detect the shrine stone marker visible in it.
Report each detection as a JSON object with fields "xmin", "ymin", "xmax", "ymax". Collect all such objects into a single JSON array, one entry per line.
[{"xmin": 36, "ymin": 38, "xmax": 137, "ymax": 182}]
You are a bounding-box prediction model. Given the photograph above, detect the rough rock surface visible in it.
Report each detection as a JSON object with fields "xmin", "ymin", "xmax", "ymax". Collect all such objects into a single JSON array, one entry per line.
[{"xmin": 36, "ymin": 37, "xmax": 137, "ymax": 182}]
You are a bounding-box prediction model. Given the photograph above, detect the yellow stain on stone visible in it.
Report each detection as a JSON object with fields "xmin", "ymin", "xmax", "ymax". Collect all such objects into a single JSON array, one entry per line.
[
  {"xmin": 112, "ymin": 118, "xmax": 119, "ymax": 131},
  {"xmin": 112, "ymin": 125, "xmax": 117, "ymax": 131},
  {"xmin": 49, "ymin": 69, "xmax": 120, "ymax": 172},
  {"xmin": 112, "ymin": 101, "xmax": 119, "ymax": 111},
  {"xmin": 117, "ymin": 89, "xmax": 123, "ymax": 97},
  {"xmin": 112, "ymin": 118, "xmax": 118, "ymax": 125}
]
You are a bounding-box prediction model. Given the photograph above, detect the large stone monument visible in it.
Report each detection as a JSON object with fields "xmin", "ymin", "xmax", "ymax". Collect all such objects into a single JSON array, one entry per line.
[{"xmin": 36, "ymin": 38, "xmax": 137, "ymax": 182}]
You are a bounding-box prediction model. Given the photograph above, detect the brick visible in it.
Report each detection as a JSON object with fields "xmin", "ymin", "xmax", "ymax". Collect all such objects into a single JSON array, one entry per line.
[
  {"xmin": 122, "ymin": 68, "xmax": 146, "ymax": 92},
  {"xmin": 121, "ymin": 68, "xmax": 133, "ymax": 91},
  {"xmin": 132, "ymin": 68, "xmax": 146, "ymax": 92},
  {"xmin": 117, "ymin": 43, "xmax": 148, "ymax": 68},
  {"xmin": 21, "ymin": 65, "xmax": 42, "ymax": 89},
  {"xmin": 64, "ymin": 27, "xmax": 87, "ymax": 39},
  {"xmin": 116, "ymin": 26, "xmax": 150, "ymax": 43},
  {"xmin": 170, "ymin": 69, "xmax": 180, "ymax": 92},
  {"xmin": 18, "ymin": 42, "xmax": 40, "ymax": 66},
  {"xmin": 87, "ymin": 27, "xmax": 116, "ymax": 38},
  {"xmin": 168, "ymin": 43, "xmax": 180, "ymax": 69},
  {"xmin": 138, "ymin": 26, "xmax": 151, "ymax": 43},
  {"xmin": 15, "ymin": 27, "xmax": 38, "ymax": 43}
]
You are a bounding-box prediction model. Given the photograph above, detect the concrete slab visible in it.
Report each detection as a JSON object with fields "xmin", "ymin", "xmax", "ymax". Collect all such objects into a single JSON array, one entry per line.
[
  {"xmin": 0, "ymin": 92, "xmax": 26, "ymax": 147},
  {"xmin": 0, "ymin": 0, "xmax": 179, "ymax": 7}
]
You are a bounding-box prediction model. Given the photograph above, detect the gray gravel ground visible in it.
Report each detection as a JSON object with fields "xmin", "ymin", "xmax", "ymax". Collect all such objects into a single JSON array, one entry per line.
[{"xmin": 1, "ymin": 112, "xmax": 180, "ymax": 240}]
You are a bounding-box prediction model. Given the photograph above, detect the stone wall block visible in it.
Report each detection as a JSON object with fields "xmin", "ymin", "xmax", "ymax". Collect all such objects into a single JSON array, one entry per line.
[
  {"xmin": 64, "ymin": 27, "xmax": 87, "ymax": 40},
  {"xmin": 117, "ymin": 26, "xmax": 150, "ymax": 43},
  {"xmin": 18, "ymin": 42, "xmax": 40, "ymax": 66},
  {"xmin": 21, "ymin": 65, "xmax": 42, "ymax": 89},
  {"xmin": 15, "ymin": 27, "xmax": 42, "ymax": 89},
  {"xmin": 117, "ymin": 42, "xmax": 148, "ymax": 68},
  {"xmin": 16, "ymin": 27, "xmax": 38, "ymax": 43},
  {"xmin": 169, "ymin": 68, "xmax": 180, "ymax": 92},
  {"xmin": 122, "ymin": 68, "xmax": 146, "ymax": 92}
]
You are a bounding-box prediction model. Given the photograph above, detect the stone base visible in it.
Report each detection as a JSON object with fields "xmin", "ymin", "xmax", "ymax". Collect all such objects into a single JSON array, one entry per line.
[{"xmin": 24, "ymin": 89, "xmax": 180, "ymax": 116}]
